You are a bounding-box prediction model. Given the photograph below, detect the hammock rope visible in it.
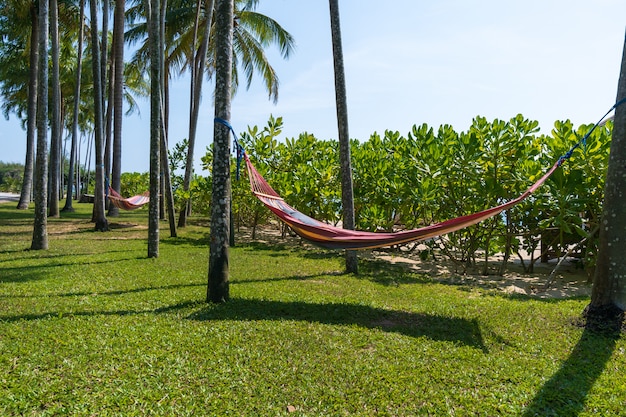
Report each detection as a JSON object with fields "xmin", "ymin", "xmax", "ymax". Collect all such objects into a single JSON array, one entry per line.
[{"xmin": 214, "ymin": 100, "xmax": 623, "ymax": 250}]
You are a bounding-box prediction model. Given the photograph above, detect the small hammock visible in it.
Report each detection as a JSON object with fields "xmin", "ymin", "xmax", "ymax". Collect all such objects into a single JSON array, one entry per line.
[
  {"xmin": 244, "ymin": 154, "xmax": 559, "ymax": 250},
  {"xmin": 108, "ymin": 187, "xmax": 150, "ymax": 211}
]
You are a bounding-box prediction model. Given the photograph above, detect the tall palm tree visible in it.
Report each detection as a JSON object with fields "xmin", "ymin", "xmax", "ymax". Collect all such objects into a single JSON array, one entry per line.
[
  {"xmin": 177, "ymin": 0, "xmax": 213, "ymax": 228},
  {"xmin": 329, "ymin": 0, "xmax": 357, "ymax": 274},
  {"xmin": 89, "ymin": 0, "xmax": 109, "ymax": 231},
  {"xmin": 207, "ymin": 0, "xmax": 234, "ymax": 303},
  {"xmin": 147, "ymin": 0, "xmax": 162, "ymax": 257},
  {"xmin": 585, "ymin": 35, "xmax": 626, "ymax": 330},
  {"xmin": 31, "ymin": 0, "xmax": 49, "ymax": 250},
  {"xmin": 48, "ymin": 0, "xmax": 62, "ymax": 217},
  {"xmin": 107, "ymin": 0, "xmax": 125, "ymax": 217},
  {"xmin": 159, "ymin": 0, "xmax": 177, "ymax": 237},
  {"xmin": 62, "ymin": 0, "xmax": 85, "ymax": 212}
]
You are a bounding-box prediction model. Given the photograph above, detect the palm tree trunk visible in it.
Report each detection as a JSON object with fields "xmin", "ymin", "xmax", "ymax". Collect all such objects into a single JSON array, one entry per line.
[
  {"xmin": 102, "ymin": 0, "xmax": 111, "ymax": 215},
  {"xmin": 147, "ymin": 0, "xmax": 161, "ymax": 257},
  {"xmin": 329, "ymin": 0, "xmax": 358, "ymax": 274},
  {"xmin": 179, "ymin": 0, "xmax": 214, "ymax": 228},
  {"xmin": 207, "ymin": 0, "xmax": 233, "ymax": 303},
  {"xmin": 104, "ymin": 58, "xmax": 114, "ymax": 212},
  {"xmin": 48, "ymin": 0, "xmax": 61, "ymax": 218},
  {"xmin": 108, "ymin": 0, "xmax": 125, "ymax": 217},
  {"xmin": 90, "ymin": 0, "xmax": 109, "ymax": 231},
  {"xmin": 585, "ymin": 32, "xmax": 626, "ymax": 330},
  {"xmin": 160, "ymin": 0, "xmax": 177, "ymax": 237},
  {"xmin": 61, "ymin": 34, "xmax": 80, "ymax": 211},
  {"xmin": 101, "ymin": 0, "xmax": 109, "ymax": 115},
  {"xmin": 31, "ymin": 0, "xmax": 49, "ymax": 250},
  {"xmin": 17, "ymin": 4, "xmax": 39, "ymax": 210}
]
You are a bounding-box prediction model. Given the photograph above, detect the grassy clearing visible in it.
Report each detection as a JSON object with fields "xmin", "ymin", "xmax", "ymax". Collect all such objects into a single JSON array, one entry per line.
[{"xmin": 0, "ymin": 201, "xmax": 625, "ymax": 416}]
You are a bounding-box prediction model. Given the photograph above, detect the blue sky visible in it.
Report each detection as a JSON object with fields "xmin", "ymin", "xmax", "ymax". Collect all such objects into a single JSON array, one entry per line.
[{"xmin": 2, "ymin": 0, "xmax": 626, "ymax": 173}]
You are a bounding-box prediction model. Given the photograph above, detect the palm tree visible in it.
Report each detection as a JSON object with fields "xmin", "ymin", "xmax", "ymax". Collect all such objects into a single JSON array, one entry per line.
[
  {"xmin": 585, "ymin": 36, "xmax": 626, "ymax": 331},
  {"xmin": 31, "ymin": 0, "xmax": 49, "ymax": 250},
  {"xmin": 207, "ymin": 0, "xmax": 234, "ymax": 303},
  {"xmin": 89, "ymin": 0, "xmax": 109, "ymax": 231},
  {"xmin": 147, "ymin": 0, "xmax": 162, "ymax": 257},
  {"xmin": 159, "ymin": 0, "xmax": 177, "ymax": 238},
  {"xmin": 62, "ymin": 0, "xmax": 85, "ymax": 213},
  {"xmin": 329, "ymin": 0, "xmax": 357, "ymax": 274},
  {"xmin": 48, "ymin": 0, "xmax": 62, "ymax": 217},
  {"xmin": 177, "ymin": 0, "xmax": 213, "ymax": 228},
  {"xmin": 107, "ymin": 0, "xmax": 125, "ymax": 217}
]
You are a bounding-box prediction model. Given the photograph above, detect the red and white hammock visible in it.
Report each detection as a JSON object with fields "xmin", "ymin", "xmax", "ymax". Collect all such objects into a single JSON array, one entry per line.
[
  {"xmin": 108, "ymin": 187, "xmax": 150, "ymax": 211},
  {"xmin": 244, "ymin": 155, "xmax": 560, "ymax": 250}
]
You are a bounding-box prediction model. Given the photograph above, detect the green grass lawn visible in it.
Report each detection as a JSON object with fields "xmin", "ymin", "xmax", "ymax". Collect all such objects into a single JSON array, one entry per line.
[{"xmin": 1, "ymin": 201, "xmax": 624, "ymax": 416}]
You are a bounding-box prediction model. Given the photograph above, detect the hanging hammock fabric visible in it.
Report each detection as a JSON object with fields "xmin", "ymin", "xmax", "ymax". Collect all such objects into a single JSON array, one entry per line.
[
  {"xmin": 244, "ymin": 154, "xmax": 560, "ymax": 250},
  {"xmin": 218, "ymin": 98, "xmax": 623, "ymax": 251},
  {"xmin": 108, "ymin": 187, "xmax": 150, "ymax": 211}
]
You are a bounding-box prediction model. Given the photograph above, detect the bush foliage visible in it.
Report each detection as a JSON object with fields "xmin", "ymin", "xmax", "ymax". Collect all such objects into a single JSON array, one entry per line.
[{"xmin": 204, "ymin": 115, "xmax": 610, "ymax": 274}]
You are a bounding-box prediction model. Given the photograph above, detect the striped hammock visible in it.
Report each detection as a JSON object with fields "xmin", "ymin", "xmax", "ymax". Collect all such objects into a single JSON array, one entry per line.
[
  {"xmin": 108, "ymin": 187, "xmax": 150, "ymax": 211},
  {"xmin": 244, "ymin": 155, "xmax": 560, "ymax": 250}
]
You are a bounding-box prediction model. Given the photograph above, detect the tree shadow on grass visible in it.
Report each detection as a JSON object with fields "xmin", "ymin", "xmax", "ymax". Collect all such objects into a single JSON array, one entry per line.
[
  {"xmin": 0, "ymin": 254, "xmax": 146, "ymax": 283},
  {"xmin": 188, "ymin": 298, "xmax": 488, "ymax": 351},
  {"xmin": 522, "ymin": 327, "xmax": 620, "ymax": 416},
  {"xmin": 0, "ymin": 300, "xmax": 203, "ymax": 323}
]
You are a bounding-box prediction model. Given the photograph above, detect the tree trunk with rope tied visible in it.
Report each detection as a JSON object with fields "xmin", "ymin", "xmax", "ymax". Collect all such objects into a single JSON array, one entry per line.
[{"xmin": 584, "ymin": 32, "xmax": 626, "ymax": 332}]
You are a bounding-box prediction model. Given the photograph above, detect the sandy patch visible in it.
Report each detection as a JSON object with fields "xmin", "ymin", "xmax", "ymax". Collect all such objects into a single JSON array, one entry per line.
[
  {"xmin": 369, "ymin": 250, "xmax": 591, "ymax": 299},
  {"xmin": 242, "ymin": 226, "xmax": 591, "ymax": 300}
]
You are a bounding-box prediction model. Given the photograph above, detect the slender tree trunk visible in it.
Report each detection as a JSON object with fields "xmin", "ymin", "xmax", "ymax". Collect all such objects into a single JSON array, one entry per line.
[
  {"xmin": 178, "ymin": 0, "xmax": 201, "ymax": 228},
  {"xmin": 147, "ymin": 0, "xmax": 161, "ymax": 257},
  {"xmin": 102, "ymin": 0, "xmax": 111, "ymax": 215},
  {"xmin": 90, "ymin": 0, "xmax": 109, "ymax": 231},
  {"xmin": 17, "ymin": 5, "xmax": 39, "ymax": 210},
  {"xmin": 104, "ymin": 57, "xmax": 114, "ymax": 211},
  {"xmin": 159, "ymin": 0, "xmax": 177, "ymax": 237},
  {"xmin": 585, "ymin": 32, "xmax": 626, "ymax": 331},
  {"xmin": 179, "ymin": 0, "xmax": 214, "ymax": 228},
  {"xmin": 101, "ymin": 0, "xmax": 108, "ymax": 115},
  {"xmin": 48, "ymin": 0, "xmax": 61, "ymax": 218},
  {"xmin": 207, "ymin": 0, "xmax": 233, "ymax": 303},
  {"xmin": 329, "ymin": 0, "xmax": 358, "ymax": 274},
  {"xmin": 31, "ymin": 0, "xmax": 49, "ymax": 250},
  {"xmin": 108, "ymin": 0, "xmax": 124, "ymax": 217}
]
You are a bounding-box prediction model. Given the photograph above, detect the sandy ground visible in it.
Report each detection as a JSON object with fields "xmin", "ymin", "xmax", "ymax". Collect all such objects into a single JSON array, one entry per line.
[
  {"xmin": 245, "ymin": 227, "xmax": 592, "ymax": 300},
  {"xmin": 370, "ymin": 251, "xmax": 591, "ymax": 299}
]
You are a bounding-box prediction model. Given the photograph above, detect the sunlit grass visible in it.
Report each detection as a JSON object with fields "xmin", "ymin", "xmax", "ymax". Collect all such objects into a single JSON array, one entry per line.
[{"xmin": 0, "ymin": 200, "xmax": 624, "ymax": 416}]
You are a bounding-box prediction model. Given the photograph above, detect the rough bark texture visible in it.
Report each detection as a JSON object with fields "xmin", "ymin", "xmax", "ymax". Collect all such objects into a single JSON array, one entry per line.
[
  {"xmin": 147, "ymin": 0, "xmax": 161, "ymax": 257},
  {"xmin": 207, "ymin": 0, "xmax": 233, "ymax": 303},
  {"xmin": 63, "ymin": 0, "xmax": 85, "ymax": 213},
  {"xmin": 63, "ymin": 9, "xmax": 80, "ymax": 209},
  {"xmin": 18, "ymin": 6, "xmax": 39, "ymax": 210},
  {"xmin": 89, "ymin": 0, "xmax": 109, "ymax": 232},
  {"xmin": 586, "ymin": 32, "xmax": 626, "ymax": 332},
  {"xmin": 158, "ymin": 0, "xmax": 177, "ymax": 237},
  {"xmin": 179, "ymin": 0, "xmax": 214, "ymax": 228},
  {"xmin": 31, "ymin": 0, "xmax": 49, "ymax": 250},
  {"xmin": 329, "ymin": 0, "xmax": 358, "ymax": 274},
  {"xmin": 48, "ymin": 0, "xmax": 61, "ymax": 218},
  {"xmin": 107, "ymin": 0, "xmax": 124, "ymax": 217}
]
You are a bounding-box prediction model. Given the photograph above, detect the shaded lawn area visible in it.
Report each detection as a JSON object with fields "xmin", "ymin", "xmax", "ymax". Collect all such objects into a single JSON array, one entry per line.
[{"xmin": 0, "ymin": 202, "xmax": 625, "ymax": 416}]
